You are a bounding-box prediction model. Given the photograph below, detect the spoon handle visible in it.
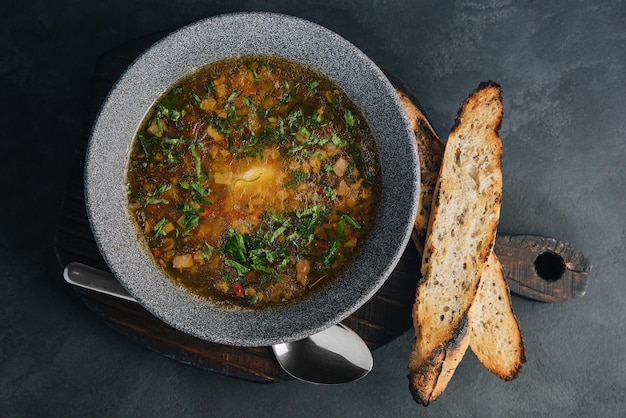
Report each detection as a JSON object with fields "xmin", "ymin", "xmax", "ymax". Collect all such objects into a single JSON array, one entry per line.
[
  {"xmin": 494, "ymin": 234, "xmax": 591, "ymax": 302},
  {"xmin": 64, "ymin": 263, "xmax": 136, "ymax": 302}
]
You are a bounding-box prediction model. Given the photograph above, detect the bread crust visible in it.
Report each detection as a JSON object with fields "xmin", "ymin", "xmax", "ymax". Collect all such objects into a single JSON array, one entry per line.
[{"xmin": 428, "ymin": 314, "xmax": 471, "ymax": 401}]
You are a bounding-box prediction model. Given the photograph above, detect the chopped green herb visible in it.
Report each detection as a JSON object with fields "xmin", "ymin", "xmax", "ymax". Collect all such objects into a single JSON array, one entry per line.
[
  {"xmin": 178, "ymin": 179, "xmax": 210, "ymax": 204},
  {"xmin": 287, "ymin": 107, "xmax": 303, "ymax": 128},
  {"xmin": 153, "ymin": 218, "xmax": 169, "ymax": 236},
  {"xmin": 144, "ymin": 197, "xmax": 169, "ymax": 205},
  {"xmin": 154, "ymin": 117, "xmax": 163, "ymax": 136},
  {"xmin": 242, "ymin": 97, "xmax": 258, "ymax": 112},
  {"xmin": 189, "ymin": 143, "xmax": 204, "ymax": 180},
  {"xmin": 247, "ymin": 65, "xmax": 259, "ymax": 83},
  {"xmin": 227, "ymin": 89, "xmax": 238, "ymax": 103},
  {"xmin": 344, "ymin": 109, "xmax": 356, "ymax": 129},
  {"xmin": 337, "ymin": 216, "xmax": 346, "ymax": 238},
  {"xmin": 284, "ymin": 170, "xmax": 308, "ymax": 188},
  {"xmin": 162, "ymin": 137, "xmax": 185, "ymax": 145},
  {"xmin": 331, "ymin": 133, "xmax": 344, "ymax": 147},
  {"xmin": 268, "ymin": 222, "xmax": 290, "ymax": 244},
  {"xmin": 153, "ymin": 183, "xmax": 172, "ymax": 196},
  {"xmin": 226, "ymin": 104, "xmax": 237, "ymax": 123},
  {"xmin": 323, "ymin": 240, "xmax": 341, "ymax": 266},
  {"xmin": 205, "ymin": 81, "xmax": 214, "ymax": 98},
  {"xmin": 339, "ymin": 211, "xmax": 362, "ymax": 230},
  {"xmin": 323, "ymin": 184, "xmax": 336, "ymax": 200},
  {"xmin": 138, "ymin": 183, "xmax": 171, "ymax": 205},
  {"xmin": 157, "ymin": 102, "xmax": 183, "ymax": 123},
  {"xmin": 173, "ymin": 204, "xmax": 201, "ymax": 236},
  {"xmin": 306, "ymin": 81, "xmax": 319, "ymax": 96},
  {"xmin": 225, "ymin": 259, "xmax": 251, "ymax": 275}
]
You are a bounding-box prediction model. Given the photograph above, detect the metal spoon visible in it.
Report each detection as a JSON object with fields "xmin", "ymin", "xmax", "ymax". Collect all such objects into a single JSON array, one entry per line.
[
  {"xmin": 272, "ymin": 322, "xmax": 372, "ymax": 384},
  {"xmin": 63, "ymin": 262, "xmax": 373, "ymax": 384}
]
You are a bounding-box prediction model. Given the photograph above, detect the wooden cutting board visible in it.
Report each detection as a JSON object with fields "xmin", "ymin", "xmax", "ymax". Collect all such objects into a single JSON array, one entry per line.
[{"xmin": 53, "ymin": 32, "xmax": 590, "ymax": 383}]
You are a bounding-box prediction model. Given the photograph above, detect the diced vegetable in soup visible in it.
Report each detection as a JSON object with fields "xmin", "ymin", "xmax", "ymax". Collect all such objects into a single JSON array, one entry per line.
[{"xmin": 127, "ymin": 55, "xmax": 381, "ymax": 307}]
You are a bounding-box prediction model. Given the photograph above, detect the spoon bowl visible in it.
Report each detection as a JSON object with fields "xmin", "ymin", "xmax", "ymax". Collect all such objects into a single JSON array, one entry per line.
[{"xmin": 272, "ymin": 323, "xmax": 373, "ymax": 384}]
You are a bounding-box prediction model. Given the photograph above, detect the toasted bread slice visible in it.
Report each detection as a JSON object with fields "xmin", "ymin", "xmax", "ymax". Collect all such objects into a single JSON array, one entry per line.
[
  {"xmin": 398, "ymin": 89, "xmax": 471, "ymax": 404},
  {"xmin": 469, "ymin": 252, "xmax": 525, "ymax": 380},
  {"xmin": 396, "ymin": 90, "xmax": 445, "ymax": 255},
  {"xmin": 408, "ymin": 82, "xmax": 504, "ymax": 404},
  {"xmin": 399, "ymin": 89, "xmax": 470, "ymax": 405}
]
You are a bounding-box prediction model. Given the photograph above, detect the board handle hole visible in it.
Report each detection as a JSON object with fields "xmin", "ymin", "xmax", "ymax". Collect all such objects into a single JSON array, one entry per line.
[{"xmin": 534, "ymin": 251, "xmax": 566, "ymax": 282}]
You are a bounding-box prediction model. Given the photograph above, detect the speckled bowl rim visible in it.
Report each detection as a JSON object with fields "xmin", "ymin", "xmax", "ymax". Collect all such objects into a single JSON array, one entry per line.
[{"xmin": 85, "ymin": 12, "xmax": 419, "ymax": 347}]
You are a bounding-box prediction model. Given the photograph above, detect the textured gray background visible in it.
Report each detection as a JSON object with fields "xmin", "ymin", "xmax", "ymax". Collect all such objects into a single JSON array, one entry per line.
[{"xmin": 2, "ymin": 1, "xmax": 624, "ymax": 416}]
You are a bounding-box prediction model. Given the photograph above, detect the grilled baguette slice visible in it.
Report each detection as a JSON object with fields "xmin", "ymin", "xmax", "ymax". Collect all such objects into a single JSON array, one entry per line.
[
  {"xmin": 397, "ymin": 89, "xmax": 471, "ymax": 404},
  {"xmin": 409, "ymin": 82, "xmax": 504, "ymax": 404},
  {"xmin": 469, "ymin": 252, "xmax": 525, "ymax": 380},
  {"xmin": 396, "ymin": 90, "xmax": 445, "ymax": 255}
]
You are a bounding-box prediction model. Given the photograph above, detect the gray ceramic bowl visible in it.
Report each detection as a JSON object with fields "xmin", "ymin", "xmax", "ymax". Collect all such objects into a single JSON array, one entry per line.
[{"xmin": 85, "ymin": 12, "xmax": 419, "ymax": 347}]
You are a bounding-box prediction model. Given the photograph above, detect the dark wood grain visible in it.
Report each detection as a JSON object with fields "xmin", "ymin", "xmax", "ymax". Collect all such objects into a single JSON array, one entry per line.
[
  {"xmin": 54, "ymin": 32, "xmax": 590, "ymax": 383},
  {"xmin": 494, "ymin": 235, "xmax": 591, "ymax": 302}
]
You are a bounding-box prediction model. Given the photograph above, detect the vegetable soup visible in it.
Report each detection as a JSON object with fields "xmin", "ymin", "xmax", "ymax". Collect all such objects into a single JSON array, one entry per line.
[{"xmin": 127, "ymin": 55, "xmax": 381, "ymax": 307}]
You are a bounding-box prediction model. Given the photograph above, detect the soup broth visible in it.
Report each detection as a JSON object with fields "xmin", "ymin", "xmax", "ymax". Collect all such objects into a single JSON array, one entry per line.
[{"xmin": 127, "ymin": 55, "xmax": 381, "ymax": 307}]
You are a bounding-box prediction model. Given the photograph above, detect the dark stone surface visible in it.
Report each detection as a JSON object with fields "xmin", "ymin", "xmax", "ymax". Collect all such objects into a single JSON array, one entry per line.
[{"xmin": 2, "ymin": 1, "xmax": 624, "ymax": 416}]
